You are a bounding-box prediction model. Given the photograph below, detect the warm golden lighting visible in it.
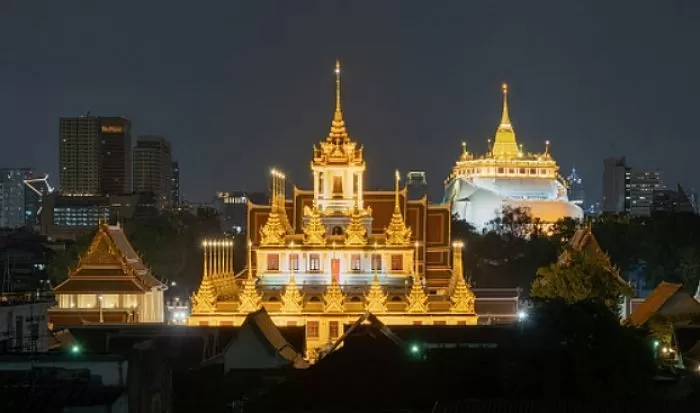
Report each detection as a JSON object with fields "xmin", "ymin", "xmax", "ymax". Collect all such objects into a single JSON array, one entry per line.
[{"xmin": 452, "ymin": 241, "xmax": 464, "ymax": 249}]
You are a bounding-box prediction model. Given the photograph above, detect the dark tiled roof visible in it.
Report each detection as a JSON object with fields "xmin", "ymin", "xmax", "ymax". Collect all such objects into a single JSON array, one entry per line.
[
  {"xmin": 54, "ymin": 278, "xmax": 148, "ymax": 293},
  {"xmin": 244, "ymin": 308, "xmax": 306, "ymax": 367},
  {"xmin": 629, "ymin": 281, "xmax": 682, "ymax": 326}
]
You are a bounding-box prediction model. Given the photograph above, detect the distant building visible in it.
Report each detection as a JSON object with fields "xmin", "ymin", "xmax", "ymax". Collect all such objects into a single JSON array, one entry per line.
[
  {"xmin": 171, "ymin": 161, "xmax": 180, "ymax": 206},
  {"xmin": 602, "ymin": 157, "xmax": 630, "ymax": 213},
  {"xmin": 405, "ymin": 171, "xmax": 428, "ymax": 200},
  {"xmin": 565, "ymin": 168, "xmax": 584, "ymax": 207},
  {"xmin": 652, "ymin": 185, "xmax": 695, "ymax": 214},
  {"xmin": 628, "ymin": 170, "xmax": 663, "ymax": 216},
  {"xmin": 133, "ymin": 136, "xmax": 173, "ymax": 210},
  {"xmin": 0, "ymin": 169, "xmax": 32, "ymax": 228},
  {"xmin": 212, "ymin": 191, "xmax": 268, "ymax": 235},
  {"xmin": 23, "ymin": 174, "xmax": 56, "ymax": 228},
  {"xmin": 0, "ymin": 295, "xmax": 53, "ymax": 352},
  {"xmin": 59, "ymin": 116, "xmax": 132, "ymax": 196}
]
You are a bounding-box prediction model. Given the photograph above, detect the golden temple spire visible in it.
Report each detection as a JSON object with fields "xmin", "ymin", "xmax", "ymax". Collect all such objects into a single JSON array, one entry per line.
[
  {"xmin": 365, "ymin": 269, "xmax": 388, "ymax": 313},
  {"xmin": 191, "ymin": 274, "xmax": 217, "ymax": 313},
  {"xmin": 491, "ymin": 82, "xmax": 520, "ymax": 159},
  {"xmin": 345, "ymin": 198, "xmax": 368, "ymax": 246},
  {"xmin": 500, "ymin": 83, "xmax": 511, "ymax": 128},
  {"xmin": 449, "ymin": 241, "xmax": 476, "ymax": 313},
  {"xmin": 323, "ymin": 276, "xmax": 345, "ymax": 313},
  {"xmin": 385, "ymin": 170, "xmax": 412, "ymax": 246},
  {"xmin": 281, "ymin": 271, "xmax": 304, "ymax": 313},
  {"xmin": 303, "ymin": 201, "xmax": 326, "ymax": 245},
  {"xmin": 406, "ymin": 277, "xmax": 428, "ymax": 313},
  {"xmin": 326, "ymin": 59, "xmax": 349, "ymax": 143},
  {"xmin": 238, "ymin": 275, "xmax": 262, "ymax": 313}
]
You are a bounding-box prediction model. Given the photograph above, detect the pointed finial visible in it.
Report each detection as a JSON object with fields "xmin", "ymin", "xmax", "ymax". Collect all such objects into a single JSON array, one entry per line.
[
  {"xmin": 545, "ymin": 140, "xmax": 551, "ymax": 156},
  {"xmin": 394, "ymin": 169, "xmax": 400, "ymax": 208},
  {"xmin": 335, "ymin": 59, "xmax": 342, "ymax": 114},
  {"xmin": 500, "ymin": 82, "xmax": 511, "ymax": 128},
  {"xmin": 461, "ymin": 141, "xmax": 467, "ymax": 155}
]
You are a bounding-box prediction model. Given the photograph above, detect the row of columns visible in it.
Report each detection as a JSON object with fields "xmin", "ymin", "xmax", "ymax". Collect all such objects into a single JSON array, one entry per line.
[{"xmin": 202, "ymin": 240, "xmax": 234, "ymax": 277}]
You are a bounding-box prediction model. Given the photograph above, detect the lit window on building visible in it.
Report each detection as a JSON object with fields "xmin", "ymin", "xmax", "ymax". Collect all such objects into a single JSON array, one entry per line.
[
  {"xmin": 329, "ymin": 321, "xmax": 339, "ymax": 339},
  {"xmin": 307, "ymin": 321, "xmax": 319, "ymax": 338},
  {"xmin": 309, "ymin": 254, "xmax": 321, "ymax": 271},
  {"xmin": 497, "ymin": 168, "xmax": 504, "ymax": 174},
  {"xmin": 289, "ymin": 254, "xmax": 299, "ymax": 271},
  {"xmin": 371, "ymin": 254, "xmax": 382, "ymax": 271},
  {"xmin": 391, "ymin": 254, "xmax": 403, "ymax": 271},
  {"xmin": 351, "ymin": 254, "xmax": 361, "ymax": 272},
  {"xmin": 267, "ymin": 254, "xmax": 279, "ymax": 271}
]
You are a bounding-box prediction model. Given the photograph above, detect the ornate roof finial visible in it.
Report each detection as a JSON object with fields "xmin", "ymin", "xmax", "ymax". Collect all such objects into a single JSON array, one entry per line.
[
  {"xmin": 303, "ymin": 201, "xmax": 326, "ymax": 245},
  {"xmin": 500, "ymin": 82, "xmax": 511, "ymax": 128},
  {"xmin": 385, "ymin": 170, "xmax": 412, "ymax": 246},
  {"xmin": 406, "ymin": 277, "xmax": 428, "ymax": 313},
  {"xmin": 238, "ymin": 276, "xmax": 262, "ymax": 313},
  {"xmin": 335, "ymin": 59, "xmax": 341, "ymax": 114},
  {"xmin": 326, "ymin": 59, "xmax": 349, "ymax": 143},
  {"xmin": 324, "ymin": 276, "xmax": 345, "ymax": 313},
  {"xmin": 281, "ymin": 271, "xmax": 304, "ymax": 313},
  {"xmin": 345, "ymin": 198, "xmax": 368, "ymax": 246},
  {"xmin": 449, "ymin": 241, "xmax": 476, "ymax": 313},
  {"xmin": 365, "ymin": 269, "xmax": 388, "ymax": 313},
  {"xmin": 191, "ymin": 274, "xmax": 217, "ymax": 313}
]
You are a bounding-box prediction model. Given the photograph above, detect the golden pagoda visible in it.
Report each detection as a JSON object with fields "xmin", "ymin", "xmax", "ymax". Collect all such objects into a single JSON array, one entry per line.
[
  {"xmin": 189, "ymin": 61, "xmax": 478, "ymax": 358},
  {"xmin": 444, "ymin": 83, "xmax": 583, "ymax": 231},
  {"xmin": 449, "ymin": 242, "xmax": 476, "ymax": 313}
]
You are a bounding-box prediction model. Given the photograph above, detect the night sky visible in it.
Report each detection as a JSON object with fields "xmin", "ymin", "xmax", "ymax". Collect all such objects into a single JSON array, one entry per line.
[{"xmin": 1, "ymin": 1, "xmax": 698, "ymax": 203}]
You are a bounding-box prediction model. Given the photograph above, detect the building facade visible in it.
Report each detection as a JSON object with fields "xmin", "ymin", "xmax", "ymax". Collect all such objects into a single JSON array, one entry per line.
[
  {"xmin": 443, "ymin": 84, "xmax": 582, "ymax": 231},
  {"xmin": 50, "ymin": 224, "xmax": 166, "ymax": 325},
  {"xmin": 189, "ymin": 62, "xmax": 484, "ymax": 360},
  {"xmin": 0, "ymin": 168, "xmax": 32, "ymax": 228},
  {"xmin": 406, "ymin": 171, "xmax": 429, "ymax": 200},
  {"xmin": 628, "ymin": 170, "xmax": 663, "ymax": 216},
  {"xmin": 59, "ymin": 116, "xmax": 131, "ymax": 196},
  {"xmin": 602, "ymin": 156, "xmax": 630, "ymax": 213},
  {"xmin": 0, "ymin": 296, "xmax": 53, "ymax": 352},
  {"xmin": 133, "ymin": 136, "xmax": 173, "ymax": 210},
  {"xmin": 171, "ymin": 161, "xmax": 180, "ymax": 207},
  {"xmin": 213, "ymin": 191, "xmax": 269, "ymax": 235}
]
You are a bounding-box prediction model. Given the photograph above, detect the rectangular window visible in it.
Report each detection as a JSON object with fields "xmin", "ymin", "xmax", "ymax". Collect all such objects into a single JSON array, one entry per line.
[
  {"xmin": 391, "ymin": 254, "xmax": 403, "ymax": 271},
  {"xmin": 329, "ymin": 321, "xmax": 339, "ymax": 339},
  {"xmin": 332, "ymin": 176, "xmax": 343, "ymax": 197},
  {"xmin": 309, "ymin": 254, "xmax": 321, "ymax": 271},
  {"xmin": 413, "ymin": 320, "xmax": 422, "ymax": 326},
  {"xmin": 497, "ymin": 168, "xmax": 504, "ymax": 174},
  {"xmin": 508, "ymin": 168, "xmax": 515, "ymax": 174},
  {"xmin": 267, "ymin": 254, "xmax": 279, "ymax": 271},
  {"xmin": 434, "ymin": 321, "xmax": 446, "ymax": 325},
  {"xmin": 519, "ymin": 168, "xmax": 526, "ymax": 174},
  {"xmin": 307, "ymin": 321, "xmax": 319, "ymax": 338},
  {"xmin": 289, "ymin": 254, "xmax": 299, "ymax": 271},
  {"xmin": 529, "ymin": 168, "xmax": 536, "ymax": 175},
  {"xmin": 371, "ymin": 254, "xmax": 382, "ymax": 271},
  {"xmin": 351, "ymin": 254, "xmax": 361, "ymax": 271}
]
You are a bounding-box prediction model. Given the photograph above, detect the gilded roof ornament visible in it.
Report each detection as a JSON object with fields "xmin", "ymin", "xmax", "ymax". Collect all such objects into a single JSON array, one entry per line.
[
  {"xmin": 365, "ymin": 270, "xmax": 388, "ymax": 313},
  {"xmin": 323, "ymin": 276, "xmax": 345, "ymax": 313},
  {"xmin": 260, "ymin": 169, "xmax": 291, "ymax": 246},
  {"xmin": 406, "ymin": 277, "xmax": 428, "ymax": 313},
  {"xmin": 238, "ymin": 276, "xmax": 262, "ymax": 313},
  {"xmin": 385, "ymin": 170, "xmax": 412, "ymax": 246},
  {"xmin": 191, "ymin": 274, "xmax": 217, "ymax": 313},
  {"xmin": 281, "ymin": 273, "xmax": 304, "ymax": 313},
  {"xmin": 491, "ymin": 82, "xmax": 520, "ymax": 159},
  {"xmin": 344, "ymin": 201, "xmax": 368, "ymax": 246},
  {"xmin": 312, "ymin": 60, "xmax": 364, "ymax": 167},
  {"xmin": 449, "ymin": 242, "xmax": 475, "ymax": 313},
  {"xmin": 303, "ymin": 202, "xmax": 326, "ymax": 245}
]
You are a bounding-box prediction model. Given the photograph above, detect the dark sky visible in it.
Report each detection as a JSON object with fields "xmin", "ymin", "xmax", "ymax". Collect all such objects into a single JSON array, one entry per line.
[{"xmin": 1, "ymin": 1, "xmax": 698, "ymax": 203}]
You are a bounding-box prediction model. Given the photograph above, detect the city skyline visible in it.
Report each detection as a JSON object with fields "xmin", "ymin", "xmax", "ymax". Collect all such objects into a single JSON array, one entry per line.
[{"xmin": 1, "ymin": 1, "xmax": 699, "ymax": 202}]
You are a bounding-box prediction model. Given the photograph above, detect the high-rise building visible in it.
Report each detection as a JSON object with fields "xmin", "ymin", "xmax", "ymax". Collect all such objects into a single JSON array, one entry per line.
[
  {"xmin": 406, "ymin": 171, "xmax": 428, "ymax": 200},
  {"xmin": 0, "ymin": 169, "xmax": 32, "ymax": 228},
  {"xmin": 99, "ymin": 117, "xmax": 132, "ymax": 196},
  {"xmin": 602, "ymin": 157, "xmax": 630, "ymax": 213},
  {"xmin": 565, "ymin": 168, "xmax": 584, "ymax": 207},
  {"xmin": 171, "ymin": 161, "xmax": 180, "ymax": 206},
  {"xmin": 133, "ymin": 136, "xmax": 173, "ymax": 210},
  {"xmin": 628, "ymin": 170, "xmax": 663, "ymax": 216},
  {"xmin": 652, "ymin": 185, "xmax": 694, "ymax": 214},
  {"xmin": 59, "ymin": 116, "xmax": 131, "ymax": 196},
  {"xmin": 213, "ymin": 191, "xmax": 268, "ymax": 235}
]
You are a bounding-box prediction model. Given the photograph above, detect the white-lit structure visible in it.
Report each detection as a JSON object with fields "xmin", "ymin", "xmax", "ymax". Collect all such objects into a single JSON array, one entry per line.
[{"xmin": 443, "ymin": 84, "xmax": 582, "ymax": 231}]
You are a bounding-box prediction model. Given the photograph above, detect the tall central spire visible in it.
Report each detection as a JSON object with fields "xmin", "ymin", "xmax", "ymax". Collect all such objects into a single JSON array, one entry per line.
[
  {"xmin": 491, "ymin": 82, "xmax": 519, "ymax": 159},
  {"xmin": 500, "ymin": 83, "xmax": 511, "ymax": 129},
  {"xmin": 327, "ymin": 59, "xmax": 349, "ymax": 143}
]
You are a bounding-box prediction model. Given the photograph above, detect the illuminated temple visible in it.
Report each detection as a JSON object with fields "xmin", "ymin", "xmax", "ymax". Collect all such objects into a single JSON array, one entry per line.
[
  {"xmin": 443, "ymin": 84, "xmax": 583, "ymax": 231},
  {"xmin": 189, "ymin": 62, "xmax": 482, "ymax": 359}
]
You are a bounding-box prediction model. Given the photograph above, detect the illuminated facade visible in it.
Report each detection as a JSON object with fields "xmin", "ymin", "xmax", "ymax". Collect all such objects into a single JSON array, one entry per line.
[
  {"xmin": 49, "ymin": 223, "xmax": 166, "ymax": 326},
  {"xmin": 189, "ymin": 61, "xmax": 477, "ymax": 360},
  {"xmin": 444, "ymin": 84, "xmax": 583, "ymax": 231}
]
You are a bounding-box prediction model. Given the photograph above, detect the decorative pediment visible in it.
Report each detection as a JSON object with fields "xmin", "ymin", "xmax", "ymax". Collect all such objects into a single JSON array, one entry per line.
[{"xmin": 81, "ymin": 232, "xmax": 122, "ymax": 266}]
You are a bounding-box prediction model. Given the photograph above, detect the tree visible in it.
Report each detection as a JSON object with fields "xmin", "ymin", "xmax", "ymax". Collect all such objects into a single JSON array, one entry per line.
[
  {"xmin": 46, "ymin": 230, "xmax": 95, "ymax": 284},
  {"xmin": 510, "ymin": 299, "xmax": 657, "ymax": 398},
  {"xmin": 531, "ymin": 247, "xmax": 633, "ymax": 311}
]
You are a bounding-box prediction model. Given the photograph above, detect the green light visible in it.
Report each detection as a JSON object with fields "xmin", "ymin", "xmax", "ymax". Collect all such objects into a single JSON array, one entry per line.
[
  {"xmin": 71, "ymin": 344, "xmax": 81, "ymax": 354},
  {"xmin": 653, "ymin": 340, "xmax": 660, "ymax": 349},
  {"xmin": 410, "ymin": 344, "xmax": 420, "ymax": 354}
]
